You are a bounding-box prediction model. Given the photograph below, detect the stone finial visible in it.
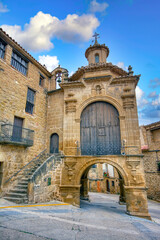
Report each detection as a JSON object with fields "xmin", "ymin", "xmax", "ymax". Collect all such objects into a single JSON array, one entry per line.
[{"xmin": 128, "ymin": 65, "xmax": 134, "ymax": 76}]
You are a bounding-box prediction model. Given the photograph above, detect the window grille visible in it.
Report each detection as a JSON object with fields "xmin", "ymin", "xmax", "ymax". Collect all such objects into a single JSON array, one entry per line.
[
  {"xmin": 0, "ymin": 38, "xmax": 6, "ymax": 59},
  {"xmin": 25, "ymin": 88, "xmax": 35, "ymax": 114},
  {"xmin": 11, "ymin": 51, "xmax": 28, "ymax": 75}
]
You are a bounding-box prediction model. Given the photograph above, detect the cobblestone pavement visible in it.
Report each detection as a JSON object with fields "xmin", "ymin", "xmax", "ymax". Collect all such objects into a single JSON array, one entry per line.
[{"xmin": 0, "ymin": 193, "xmax": 160, "ymax": 240}]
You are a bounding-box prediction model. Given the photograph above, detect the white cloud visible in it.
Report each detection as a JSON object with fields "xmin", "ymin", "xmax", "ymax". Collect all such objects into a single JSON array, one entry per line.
[
  {"xmin": 148, "ymin": 91, "xmax": 158, "ymax": 98},
  {"xmin": 38, "ymin": 55, "xmax": 59, "ymax": 72},
  {"xmin": 116, "ymin": 62, "xmax": 128, "ymax": 71},
  {"xmin": 0, "ymin": 2, "xmax": 9, "ymax": 13},
  {"xmin": 152, "ymin": 94, "xmax": 160, "ymax": 106},
  {"xmin": 136, "ymin": 86, "xmax": 148, "ymax": 108},
  {"xmin": 89, "ymin": 0, "xmax": 109, "ymax": 13},
  {"xmin": 1, "ymin": 11, "xmax": 99, "ymax": 52},
  {"xmin": 69, "ymin": 71, "xmax": 75, "ymax": 77}
]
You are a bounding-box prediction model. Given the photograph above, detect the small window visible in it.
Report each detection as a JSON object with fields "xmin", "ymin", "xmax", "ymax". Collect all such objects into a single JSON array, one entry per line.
[
  {"xmin": 0, "ymin": 38, "xmax": 6, "ymax": 59},
  {"xmin": 11, "ymin": 50, "xmax": 28, "ymax": 75},
  {"xmin": 112, "ymin": 181, "xmax": 115, "ymax": 187},
  {"xmin": 95, "ymin": 54, "xmax": 99, "ymax": 63},
  {"xmin": 39, "ymin": 74, "xmax": 45, "ymax": 87},
  {"xmin": 25, "ymin": 88, "xmax": 35, "ymax": 114}
]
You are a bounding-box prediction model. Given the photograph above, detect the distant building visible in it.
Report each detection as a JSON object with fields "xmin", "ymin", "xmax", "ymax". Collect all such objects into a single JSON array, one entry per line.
[
  {"xmin": 140, "ymin": 121, "xmax": 160, "ymax": 202},
  {"xmin": 88, "ymin": 164, "xmax": 120, "ymax": 194}
]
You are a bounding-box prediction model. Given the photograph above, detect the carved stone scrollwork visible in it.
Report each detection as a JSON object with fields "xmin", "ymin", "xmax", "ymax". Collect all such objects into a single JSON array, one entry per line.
[
  {"xmin": 64, "ymin": 160, "xmax": 77, "ymax": 181},
  {"xmin": 121, "ymin": 86, "xmax": 135, "ymax": 109},
  {"xmin": 65, "ymin": 99, "xmax": 77, "ymax": 113},
  {"xmin": 126, "ymin": 159, "xmax": 140, "ymax": 182}
]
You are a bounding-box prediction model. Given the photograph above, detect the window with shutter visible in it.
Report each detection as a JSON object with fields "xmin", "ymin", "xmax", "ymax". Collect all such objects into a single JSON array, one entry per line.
[
  {"xmin": 0, "ymin": 38, "xmax": 6, "ymax": 59},
  {"xmin": 11, "ymin": 50, "xmax": 28, "ymax": 75},
  {"xmin": 25, "ymin": 88, "xmax": 35, "ymax": 114}
]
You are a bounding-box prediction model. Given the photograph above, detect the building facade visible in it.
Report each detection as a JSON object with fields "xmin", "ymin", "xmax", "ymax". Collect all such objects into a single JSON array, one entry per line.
[
  {"xmin": 88, "ymin": 164, "xmax": 120, "ymax": 194},
  {"xmin": 0, "ymin": 28, "xmax": 151, "ymax": 219},
  {"xmin": 140, "ymin": 121, "xmax": 160, "ymax": 202}
]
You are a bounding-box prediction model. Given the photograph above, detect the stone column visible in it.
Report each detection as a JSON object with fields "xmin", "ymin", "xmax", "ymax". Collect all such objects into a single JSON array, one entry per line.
[
  {"xmin": 80, "ymin": 178, "xmax": 89, "ymax": 200},
  {"xmin": 119, "ymin": 179, "xmax": 126, "ymax": 204},
  {"xmin": 59, "ymin": 185, "xmax": 81, "ymax": 207},
  {"xmin": 125, "ymin": 186, "xmax": 151, "ymax": 220}
]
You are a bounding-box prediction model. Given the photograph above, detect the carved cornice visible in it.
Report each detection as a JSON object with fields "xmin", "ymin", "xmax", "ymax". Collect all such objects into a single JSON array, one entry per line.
[
  {"xmin": 144, "ymin": 121, "xmax": 160, "ymax": 131},
  {"xmin": 60, "ymin": 82, "xmax": 85, "ymax": 89},
  {"xmin": 69, "ymin": 62, "xmax": 128, "ymax": 81},
  {"xmin": 111, "ymin": 75, "xmax": 141, "ymax": 86},
  {"xmin": 83, "ymin": 75, "xmax": 112, "ymax": 82}
]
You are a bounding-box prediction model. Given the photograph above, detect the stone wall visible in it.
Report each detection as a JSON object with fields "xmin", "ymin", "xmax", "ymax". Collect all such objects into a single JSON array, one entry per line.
[
  {"xmin": 47, "ymin": 90, "xmax": 64, "ymax": 153},
  {"xmin": 0, "ymin": 38, "xmax": 50, "ymax": 191},
  {"xmin": 140, "ymin": 123, "xmax": 160, "ymax": 202},
  {"xmin": 28, "ymin": 155, "xmax": 63, "ymax": 203}
]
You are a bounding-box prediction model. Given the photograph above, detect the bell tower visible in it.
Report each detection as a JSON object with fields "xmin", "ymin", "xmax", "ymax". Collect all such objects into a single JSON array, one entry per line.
[{"xmin": 85, "ymin": 32, "xmax": 109, "ymax": 65}]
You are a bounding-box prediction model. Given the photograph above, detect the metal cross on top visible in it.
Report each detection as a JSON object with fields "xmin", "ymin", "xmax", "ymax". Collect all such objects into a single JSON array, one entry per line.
[{"xmin": 93, "ymin": 32, "xmax": 99, "ymax": 44}]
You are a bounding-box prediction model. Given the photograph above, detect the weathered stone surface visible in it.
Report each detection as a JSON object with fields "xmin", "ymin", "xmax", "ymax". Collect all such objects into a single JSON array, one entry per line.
[{"xmin": 0, "ymin": 28, "xmax": 151, "ymax": 219}]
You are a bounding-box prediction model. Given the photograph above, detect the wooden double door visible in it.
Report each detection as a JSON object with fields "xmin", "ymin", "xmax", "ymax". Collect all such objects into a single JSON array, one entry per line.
[{"xmin": 80, "ymin": 102, "xmax": 121, "ymax": 155}]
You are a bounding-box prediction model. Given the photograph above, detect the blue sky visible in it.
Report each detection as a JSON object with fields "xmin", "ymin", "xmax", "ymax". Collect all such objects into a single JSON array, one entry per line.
[{"xmin": 0, "ymin": 0, "xmax": 160, "ymax": 125}]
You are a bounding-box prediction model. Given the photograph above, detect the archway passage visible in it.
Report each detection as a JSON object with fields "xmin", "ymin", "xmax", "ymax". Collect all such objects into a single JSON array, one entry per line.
[
  {"xmin": 50, "ymin": 133, "xmax": 59, "ymax": 153},
  {"xmin": 80, "ymin": 101, "xmax": 121, "ymax": 155},
  {"xmin": 80, "ymin": 162, "xmax": 125, "ymax": 206}
]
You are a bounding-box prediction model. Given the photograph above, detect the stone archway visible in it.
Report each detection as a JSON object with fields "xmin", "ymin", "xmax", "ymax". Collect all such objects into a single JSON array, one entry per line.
[
  {"xmin": 78, "ymin": 158, "xmax": 127, "ymax": 206},
  {"xmin": 59, "ymin": 156, "xmax": 151, "ymax": 220}
]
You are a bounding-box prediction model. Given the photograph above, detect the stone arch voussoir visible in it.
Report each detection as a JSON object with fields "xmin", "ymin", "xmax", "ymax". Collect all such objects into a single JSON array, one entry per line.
[
  {"xmin": 75, "ymin": 96, "xmax": 125, "ymax": 121},
  {"xmin": 76, "ymin": 158, "xmax": 129, "ymax": 186}
]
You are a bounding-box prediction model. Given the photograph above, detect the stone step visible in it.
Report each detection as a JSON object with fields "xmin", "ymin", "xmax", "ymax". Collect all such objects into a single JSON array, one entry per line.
[
  {"xmin": 16, "ymin": 184, "xmax": 28, "ymax": 189},
  {"xmin": 19, "ymin": 179, "xmax": 28, "ymax": 183},
  {"xmin": 5, "ymin": 192, "xmax": 27, "ymax": 198},
  {"xmin": 10, "ymin": 189, "xmax": 27, "ymax": 194},
  {"xmin": 18, "ymin": 182, "xmax": 28, "ymax": 186},
  {"xmin": 3, "ymin": 196, "xmax": 28, "ymax": 204}
]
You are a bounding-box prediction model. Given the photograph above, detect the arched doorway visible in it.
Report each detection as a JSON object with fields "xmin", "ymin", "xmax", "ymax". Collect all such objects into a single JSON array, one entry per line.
[
  {"xmin": 106, "ymin": 179, "xmax": 110, "ymax": 192},
  {"xmin": 80, "ymin": 101, "xmax": 121, "ymax": 155},
  {"xmin": 50, "ymin": 133, "xmax": 59, "ymax": 153},
  {"xmin": 79, "ymin": 161, "xmax": 125, "ymax": 206}
]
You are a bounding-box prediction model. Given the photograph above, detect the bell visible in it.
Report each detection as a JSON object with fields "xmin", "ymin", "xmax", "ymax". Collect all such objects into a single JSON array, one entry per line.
[{"xmin": 57, "ymin": 77, "xmax": 61, "ymax": 83}]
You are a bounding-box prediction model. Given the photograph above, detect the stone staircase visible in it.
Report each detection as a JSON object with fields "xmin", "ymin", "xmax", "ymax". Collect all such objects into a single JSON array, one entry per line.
[{"xmin": 3, "ymin": 151, "xmax": 62, "ymax": 204}]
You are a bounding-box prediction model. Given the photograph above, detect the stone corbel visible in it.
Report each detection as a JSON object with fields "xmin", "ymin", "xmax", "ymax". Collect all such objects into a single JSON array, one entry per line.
[
  {"xmin": 64, "ymin": 160, "xmax": 77, "ymax": 181},
  {"xmin": 126, "ymin": 159, "xmax": 140, "ymax": 182},
  {"xmin": 121, "ymin": 87, "xmax": 135, "ymax": 109},
  {"xmin": 65, "ymin": 99, "xmax": 77, "ymax": 113}
]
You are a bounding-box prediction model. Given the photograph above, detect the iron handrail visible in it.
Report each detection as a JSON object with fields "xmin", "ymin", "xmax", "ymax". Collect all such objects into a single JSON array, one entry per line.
[{"xmin": 4, "ymin": 149, "xmax": 47, "ymax": 184}]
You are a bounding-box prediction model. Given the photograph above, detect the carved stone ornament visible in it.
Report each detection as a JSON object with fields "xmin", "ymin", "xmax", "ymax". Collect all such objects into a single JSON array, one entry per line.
[
  {"xmin": 121, "ymin": 87, "xmax": 135, "ymax": 109},
  {"xmin": 126, "ymin": 159, "xmax": 140, "ymax": 182},
  {"xmin": 65, "ymin": 99, "xmax": 77, "ymax": 113},
  {"xmin": 64, "ymin": 160, "xmax": 77, "ymax": 181}
]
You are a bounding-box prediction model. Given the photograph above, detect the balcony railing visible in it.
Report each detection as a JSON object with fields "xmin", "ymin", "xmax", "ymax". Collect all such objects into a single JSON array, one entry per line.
[{"xmin": 0, "ymin": 123, "xmax": 34, "ymax": 147}]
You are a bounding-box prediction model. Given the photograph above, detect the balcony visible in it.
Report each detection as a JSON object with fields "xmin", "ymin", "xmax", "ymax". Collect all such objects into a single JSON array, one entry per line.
[{"xmin": 0, "ymin": 123, "xmax": 34, "ymax": 147}]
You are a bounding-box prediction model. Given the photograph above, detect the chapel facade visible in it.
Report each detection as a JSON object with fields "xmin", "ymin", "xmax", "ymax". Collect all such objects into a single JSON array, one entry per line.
[{"xmin": 0, "ymin": 28, "xmax": 151, "ymax": 219}]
